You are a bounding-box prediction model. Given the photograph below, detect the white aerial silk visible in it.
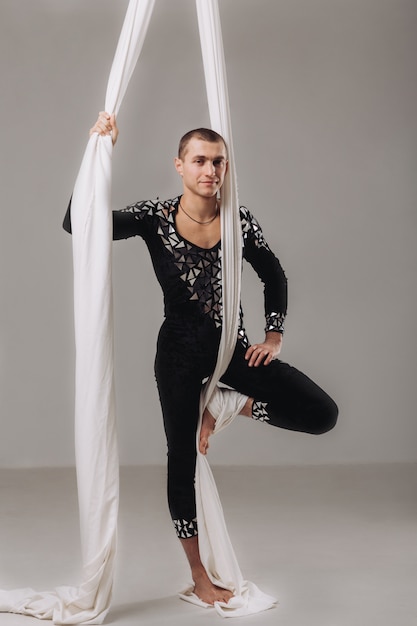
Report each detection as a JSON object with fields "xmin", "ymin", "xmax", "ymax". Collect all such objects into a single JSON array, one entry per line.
[
  {"xmin": 0, "ymin": 0, "xmax": 276, "ymax": 622},
  {"xmin": 0, "ymin": 1, "xmax": 155, "ymax": 623},
  {"xmin": 178, "ymin": 1, "xmax": 276, "ymax": 616}
]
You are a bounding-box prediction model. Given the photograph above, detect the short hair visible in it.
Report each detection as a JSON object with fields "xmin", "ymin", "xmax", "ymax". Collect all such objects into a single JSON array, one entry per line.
[{"xmin": 178, "ymin": 128, "xmax": 228, "ymax": 160}]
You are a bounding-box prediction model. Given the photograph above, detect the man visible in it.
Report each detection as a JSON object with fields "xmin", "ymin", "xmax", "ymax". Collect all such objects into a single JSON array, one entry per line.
[{"xmin": 64, "ymin": 112, "xmax": 338, "ymax": 605}]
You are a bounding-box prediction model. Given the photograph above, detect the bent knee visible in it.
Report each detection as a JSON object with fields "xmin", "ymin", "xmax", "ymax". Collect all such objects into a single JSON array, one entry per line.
[{"xmin": 311, "ymin": 396, "xmax": 338, "ymax": 435}]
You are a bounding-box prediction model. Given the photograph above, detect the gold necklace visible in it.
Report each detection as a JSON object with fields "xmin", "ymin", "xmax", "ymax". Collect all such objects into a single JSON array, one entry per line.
[{"xmin": 179, "ymin": 200, "xmax": 218, "ymax": 225}]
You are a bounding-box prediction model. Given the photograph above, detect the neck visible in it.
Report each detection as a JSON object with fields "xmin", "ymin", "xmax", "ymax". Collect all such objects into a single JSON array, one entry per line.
[{"xmin": 180, "ymin": 192, "xmax": 218, "ymax": 219}]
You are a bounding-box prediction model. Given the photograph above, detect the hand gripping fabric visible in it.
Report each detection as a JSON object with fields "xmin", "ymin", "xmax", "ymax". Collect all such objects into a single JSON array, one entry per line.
[{"xmin": 0, "ymin": 1, "xmax": 155, "ymax": 623}]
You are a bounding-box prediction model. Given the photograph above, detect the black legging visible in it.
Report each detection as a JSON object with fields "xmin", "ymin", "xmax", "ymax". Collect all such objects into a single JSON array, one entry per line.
[{"xmin": 154, "ymin": 314, "xmax": 338, "ymax": 537}]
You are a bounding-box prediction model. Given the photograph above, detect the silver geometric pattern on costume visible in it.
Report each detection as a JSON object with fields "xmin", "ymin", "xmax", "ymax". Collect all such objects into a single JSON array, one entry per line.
[
  {"xmin": 240, "ymin": 207, "xmax": 270, "ymax": 251},
  {"xmin": 265, "ymin": 311, "xmax": 285, "ymax": 334},
  {"xmin": 145, "ymin": 201, "xmax": 222, "ymax": 328},
  {"xmin": 237, "ymin": 322, "xmax": 249, "ymax": 348},
  {"xmin": 161, "ymin": 216, "xmax": 223, "ymax": 327},
  {"xmin": 252, "ymin": 400, "xmax": 270, "ymax": 422},
  {"xmin": 121, "ymin": 200, "xmax": 270, "ymax": 345},
  {"xmin": 121, "ymin": 199, "xmax": 156, "ymax": 218},
  {"xmin": 123, "ymin": 199, "xmax": 224, "ymax": 327},
  {"xmin": 173, "ymin": 517, "xmax": 198, "ymax": 539}
]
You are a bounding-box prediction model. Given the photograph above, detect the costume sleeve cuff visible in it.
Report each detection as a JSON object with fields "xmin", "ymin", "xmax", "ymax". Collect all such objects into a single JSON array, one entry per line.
[{"xmin": 265, "ymin": 312, "xmax": 285, "ymax": 334}]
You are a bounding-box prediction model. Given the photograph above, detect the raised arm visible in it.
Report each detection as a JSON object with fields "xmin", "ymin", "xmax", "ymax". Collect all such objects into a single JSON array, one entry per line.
[{"xmin": 63, "ymin": 112, "xmax": 151, "ymax": 240}]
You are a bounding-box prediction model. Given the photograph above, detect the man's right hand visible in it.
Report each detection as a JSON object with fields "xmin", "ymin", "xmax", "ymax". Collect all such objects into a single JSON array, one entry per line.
[{"xmin": 89, "ymin": 111, "xmax": 119, "ymax": 145}]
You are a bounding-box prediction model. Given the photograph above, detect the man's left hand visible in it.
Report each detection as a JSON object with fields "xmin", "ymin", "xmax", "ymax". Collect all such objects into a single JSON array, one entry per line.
[{"xmin": 245, "ymin": 332, "xmax": 283, "ymax": 367}]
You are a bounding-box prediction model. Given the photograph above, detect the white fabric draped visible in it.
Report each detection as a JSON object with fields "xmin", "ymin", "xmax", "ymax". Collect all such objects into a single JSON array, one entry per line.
[
  {"xmin": 177, "ymin": 1, "xmax": 277, "ymax": 616},
  {"xmin": 0, "ymin": 0, "xmax": 276, "ymax": 621},
  {"xmin": 0, "ymin": 1, "xmax": 155, "ymax": 623}
]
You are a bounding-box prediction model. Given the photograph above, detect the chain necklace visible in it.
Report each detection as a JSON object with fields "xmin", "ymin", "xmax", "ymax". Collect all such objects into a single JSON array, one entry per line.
[{"xmin": 179, "ymin": 200, "xmax": 219, "ymax": 225}]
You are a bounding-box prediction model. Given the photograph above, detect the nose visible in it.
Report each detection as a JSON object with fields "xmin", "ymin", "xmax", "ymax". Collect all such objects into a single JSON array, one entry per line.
[{"xmin": 204, "ymin": 160, "xmax": 216, "ymax": 177}]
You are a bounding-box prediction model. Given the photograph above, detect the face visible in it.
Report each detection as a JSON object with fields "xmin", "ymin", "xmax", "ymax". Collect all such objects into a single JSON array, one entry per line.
[{"xmin": 174, "ymin": 138, "xmax": 228, "ymax": 200}]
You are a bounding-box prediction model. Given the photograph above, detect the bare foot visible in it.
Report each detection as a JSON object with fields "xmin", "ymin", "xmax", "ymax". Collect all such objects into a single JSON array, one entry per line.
[
  {"xmin": 199, "ymin": 408, "xmax": 216, "ymax": 454},
  {"xmin": 179, "ymin": 535, "xmax": 233, "ymax": 605},
  {"xmin": 193, "ymin": 567, "xmax": 233, "ymax": 605}
]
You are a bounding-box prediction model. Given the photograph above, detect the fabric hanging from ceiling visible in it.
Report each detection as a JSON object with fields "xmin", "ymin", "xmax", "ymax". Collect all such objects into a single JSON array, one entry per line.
[
  {"xmin": 178, "ymin": 1, "xmax": 276, "ymax": 616},
  {"xmin": 0, "ymin": 1, "xmax": 156, "ymax": 623}
]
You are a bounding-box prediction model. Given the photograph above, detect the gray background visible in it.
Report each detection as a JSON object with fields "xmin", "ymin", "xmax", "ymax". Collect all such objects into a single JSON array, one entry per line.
[{"xmin": 1, "ymin": 0, "xmax": 416, "ymax": 468}]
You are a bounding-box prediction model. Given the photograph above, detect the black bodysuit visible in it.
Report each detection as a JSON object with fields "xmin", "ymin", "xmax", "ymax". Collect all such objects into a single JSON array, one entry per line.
[{"xmin": 64, "ymin": 196, "xmax": 338, "ymax": 539}]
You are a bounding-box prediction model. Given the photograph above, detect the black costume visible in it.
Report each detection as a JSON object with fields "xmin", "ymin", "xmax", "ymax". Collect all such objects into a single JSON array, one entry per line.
[{"xmin": 64, "ymin": 196, "xmax": 338, "ymax": 539}]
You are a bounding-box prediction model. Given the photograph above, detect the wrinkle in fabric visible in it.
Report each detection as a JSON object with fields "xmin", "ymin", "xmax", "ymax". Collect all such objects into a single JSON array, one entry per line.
[{"xmin": 0, "ymin": 1, "xmax": 156, "ymax": 623}]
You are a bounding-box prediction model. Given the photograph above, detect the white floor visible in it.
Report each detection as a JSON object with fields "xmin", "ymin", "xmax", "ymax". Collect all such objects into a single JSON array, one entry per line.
[{"xmin": 0, "ymin": 464, "xmax": 416, "ymax": 626}]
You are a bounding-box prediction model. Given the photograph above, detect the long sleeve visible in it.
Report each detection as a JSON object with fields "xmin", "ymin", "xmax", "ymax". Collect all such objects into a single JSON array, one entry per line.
[
  {"xmin": 63, "ymin": 198, "xmax": 155, "ymax": 240},
  {"xmin": 240, "ymin": 207, "xmax": 287, "ymax": 334}
]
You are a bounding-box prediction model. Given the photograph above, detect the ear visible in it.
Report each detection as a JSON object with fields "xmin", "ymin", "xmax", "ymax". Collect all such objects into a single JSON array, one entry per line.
[
  {"xmin": 174, "ymin": 157, "xmax": 183, "ymax": 176},
  {"xmin": 225, "ymin": 159, "xmax": 229, "ymax": 175}
]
